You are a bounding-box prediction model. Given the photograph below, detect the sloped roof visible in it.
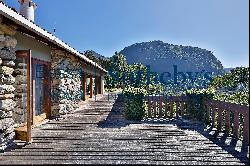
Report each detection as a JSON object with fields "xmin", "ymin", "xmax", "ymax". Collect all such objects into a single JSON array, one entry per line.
[{"xmin": 0, "ymin": 2, "xmax": 107, "ymax": 73}]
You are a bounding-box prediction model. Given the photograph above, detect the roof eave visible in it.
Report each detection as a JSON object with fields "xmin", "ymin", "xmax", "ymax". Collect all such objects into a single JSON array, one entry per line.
[{"xmin": 0, "ymin": 2, "xmax": 107, "ymax": 73}]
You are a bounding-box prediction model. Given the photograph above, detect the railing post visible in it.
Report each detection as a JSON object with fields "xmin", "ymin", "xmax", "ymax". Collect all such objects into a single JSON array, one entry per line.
[
  {"xmin": 159, "ymin": 96, "xmax": 163, "ymax": 118},
  {"xmin": 176, "ymin": 102, "xmax": 180, "ymax": 118},
  {"xmin": 225, "ymin": 110, "xmax": 230, "ymax": 135},
  {"xmin": 180, "ymin": 102, "xmax": 185, "ymax": 117},
  {"xmin": 148, "ymin": 95, "xmax": 152, "ymax": 118},
  {"xmin": 212, "ymin": 108, "xmax": 216, "ymax": 128},
  {"xmin": 243, "ymin": 112, "xmax": 249, "ymax": 145},
  {"xmin": 153, "ymin": 95, "xmax": 157, "ymax": 118},
  {"xmin": 233, "ymin": 112, "xmax": 239, "ymax": 139},
  {"xmin": 164, "ymin": 101, "xmax": 168, "ymax": 118},
  {"xmin": 206, "ymin": 105, "xmax": 211, "ymax": 125},
  {"xmin": 217, "ymin": 109, "xmax": 222, "ymax": 131},
  {"xmin": 170, "ymin": 101, "xmax": 174, "ymax": 118}
]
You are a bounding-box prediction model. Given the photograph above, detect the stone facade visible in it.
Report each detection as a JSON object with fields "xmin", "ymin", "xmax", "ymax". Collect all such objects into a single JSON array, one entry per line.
[
  {"xmin": 0, "ymin": 18, "xmax": 106, "ymax": 151},
  {"xmin": 13, "ymin": 59, "xmax": 27, "ymax": 125},
  {"xmin": 50, "ymin": 48, "xmax": 83, "ymax": 117},
  {"xmin": 0, "ymin": 23, "xmax": 17, "ymax": 151}
]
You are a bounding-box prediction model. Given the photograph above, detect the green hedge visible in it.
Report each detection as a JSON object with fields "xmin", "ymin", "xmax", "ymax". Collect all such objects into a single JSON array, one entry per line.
[
  {"xmin": 123, "ymin": 87, "xmax": 147, "ymax": 121},
  {"xmin": 213, "ymin": 91, "xmax": 249, "ymax": 106},
  {"xmin": 185, "ymin": 89, "xmax": 214, "ymax": 122}
]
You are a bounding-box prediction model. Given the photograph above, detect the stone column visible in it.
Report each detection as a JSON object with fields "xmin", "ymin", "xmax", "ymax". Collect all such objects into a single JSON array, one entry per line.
[
  {"xmin": 0, "ymin": 22, "xmax": 17, "ymax": 151},
  {"xmin": 101, "ymin": 76, "xmax": 105, "ymax": 94},
  {"xmin": 89, "ymin": 75, "xmax": 93, "ymax": 98},
  {"xmin": 50, "ymin": 48, "xmax": 83, "ymax": 117},
  {"xmin": 13, "ymin": 51, "xmax": 29, "ymax": 125}
]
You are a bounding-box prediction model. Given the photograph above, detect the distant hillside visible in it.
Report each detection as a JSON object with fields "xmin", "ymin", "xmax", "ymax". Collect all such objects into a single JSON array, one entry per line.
[
  {"xmin": 84, "ymin": 50, "xmax": 109, "ymax": 61},
  {"xmin": 120, "ymin": 40, "xmax": 224, "ymax": 76},
  {"xmin": 224, "ymin": 68, "xmax": 234, "ymax": 73},
  {"xmin": 84, "ymin": 50, "xmax": 110, "ymax": 69}
]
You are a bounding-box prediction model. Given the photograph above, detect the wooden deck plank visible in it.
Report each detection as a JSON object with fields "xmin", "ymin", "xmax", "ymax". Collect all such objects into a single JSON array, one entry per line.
[{"xmin": 0, "ymin": 94, "xmax": 248, "ymax": 165}]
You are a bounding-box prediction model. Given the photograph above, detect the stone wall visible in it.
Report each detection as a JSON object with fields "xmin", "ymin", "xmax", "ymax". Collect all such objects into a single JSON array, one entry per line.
[
  {"xmin": 0, "ymin": 23, "xmax": 17, "ymax": 151},
  {"xmin": 13, "ymin": 58, "xmax": 27, "ymax": 125},
  {"xmin": 50, "ymin": 48, "xmax": 83, "ymax": 117}
]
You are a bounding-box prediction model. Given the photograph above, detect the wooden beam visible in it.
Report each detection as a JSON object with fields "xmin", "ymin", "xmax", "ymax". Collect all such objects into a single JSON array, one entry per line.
[
  {"xmin": 89, "ymin": 75, "xmax": 93, "ymax": 98},
  {"xmin": 26, "ymin": 49, "xmax": 32, "ymax": 143},
  {"xmin": 82, "ymin": 74, "xmax": 86, "ymax": 101}
]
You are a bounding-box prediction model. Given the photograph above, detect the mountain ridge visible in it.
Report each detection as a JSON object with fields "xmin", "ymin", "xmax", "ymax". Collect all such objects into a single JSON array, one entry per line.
[{"xmin": 119, "ymin": 40, "xmax": 224, "ymax": 75}]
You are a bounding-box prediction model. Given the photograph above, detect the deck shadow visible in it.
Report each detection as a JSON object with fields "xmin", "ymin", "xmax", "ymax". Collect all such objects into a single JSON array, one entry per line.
[
  {"xmin": 97, "ymin": 94, "xmax": 139, "ymax": 128},
  {"xmin": 97, "ymin": 94, "xmax": 249, "ymax": 164},
  {"xmin": 173, "ymin": 118, "xmax": 249, "ymax": 165}
]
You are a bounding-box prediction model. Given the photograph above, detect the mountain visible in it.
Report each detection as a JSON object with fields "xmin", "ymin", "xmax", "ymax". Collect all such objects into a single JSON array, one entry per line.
[
  {"xmin": 224, "ymin": 68, "xmax": 234, "ymax": 73},
  {"xmin": 84, "ymin": 50, "xmax": 109, "ymax": 61},
  {"xmin": 120, "ymin": 40, "xmax": 224, "ymax": 76},
  {"xmin": 84, "ymin": 50, "xmax": 110, "ymax": 69}
]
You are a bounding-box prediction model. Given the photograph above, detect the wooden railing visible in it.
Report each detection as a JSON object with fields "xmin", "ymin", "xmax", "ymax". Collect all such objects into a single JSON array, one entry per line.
[
  {"xmin": 146, "ymin": 95, "xmax": 188, "ymax": 119},
  {"xmin": 206, "ymin": 100, "xmax": 249, "ymax": 145},
  {"xmin": 146, "ymin": 95, "xmax": 249, "ymax": 145}
]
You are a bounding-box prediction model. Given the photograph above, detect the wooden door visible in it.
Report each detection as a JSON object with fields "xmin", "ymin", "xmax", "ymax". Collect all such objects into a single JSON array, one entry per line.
[{"xmin": 32, "ymin": 59, "xmax": 51, "ymax": 121}]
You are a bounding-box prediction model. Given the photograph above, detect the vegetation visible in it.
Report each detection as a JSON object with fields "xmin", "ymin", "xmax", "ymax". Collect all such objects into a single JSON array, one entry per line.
[
  {"xmin": 84, "ymin": 50, "xmax": 110, "ymax": 69},
  {"xmin": 185, "ymin": 88, "xmax": 214, "ymax": 122},
  {"xmin": 105, "ymin": 52, "xmax": 165, "ymax": 91},
  {"xmin": 181, "ymin": 67, "xmax": 249, "ymax": 124},
  {"xmin": 104, "ymin": 53, "xmax": 165, "ymax": 120},
  {"xmin": 123, "ymin": 87, "xmax": 147, "ymax": 121},
  {"xmin": 85, "ymin": 48, "xmax": 249, "ymax": 121},
  {"xmin": 209, "ymin": 67, "xmax": 249, "ymax": 105}
]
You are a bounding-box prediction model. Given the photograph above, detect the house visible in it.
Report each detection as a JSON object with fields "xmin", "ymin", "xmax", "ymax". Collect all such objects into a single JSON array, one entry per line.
[{"xmin": 0, "ymin": 0, "xmax": 107, "ymax": 151}]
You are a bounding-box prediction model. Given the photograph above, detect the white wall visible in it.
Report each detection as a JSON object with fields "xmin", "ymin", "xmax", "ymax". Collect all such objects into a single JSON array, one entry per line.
[{"xmin": 15, "ymin": 32, "xmax": 51, "ymax": 62}]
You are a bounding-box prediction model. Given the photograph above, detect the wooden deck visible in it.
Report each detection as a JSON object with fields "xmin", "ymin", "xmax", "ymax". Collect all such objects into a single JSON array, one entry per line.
[{"xmin": 0, "ymin": 94, "xmax": 249, "ymax": 165}]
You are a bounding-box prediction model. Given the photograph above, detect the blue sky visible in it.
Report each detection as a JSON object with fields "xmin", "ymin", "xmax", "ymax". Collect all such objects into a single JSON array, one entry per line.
[{"xmin": 5, "ymin": 0, "xmax": 249, "ymax": 67}]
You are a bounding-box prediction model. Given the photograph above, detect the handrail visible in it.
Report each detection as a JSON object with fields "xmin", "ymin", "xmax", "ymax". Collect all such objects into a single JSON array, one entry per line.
[
  {"xmin": 145, "ymin": 95, "xmax": 188, "ymax": 119},
  {"xmin": 145, "ymin": 95, "xmax": 249, "ymax": 145},
  {"xmin": 205, "ymin": 99, "xmax": 249, "ymax": 145}
]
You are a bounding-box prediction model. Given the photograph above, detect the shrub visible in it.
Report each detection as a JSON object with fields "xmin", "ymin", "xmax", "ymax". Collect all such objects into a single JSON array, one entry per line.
[
  {"xmin": 185, "ymin": 88, "xmax": 214, "ymax": 122},
  {"xmin": 209, "ymin": 67, "xmax": 249, "ymax": 106},
  {"xmin": 123, "ymin": 87, "xmax": 147, "ymax": 121},
  {"xmin": 213, "ymin": 90, "xmax": 249, "ymax": 106}
]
